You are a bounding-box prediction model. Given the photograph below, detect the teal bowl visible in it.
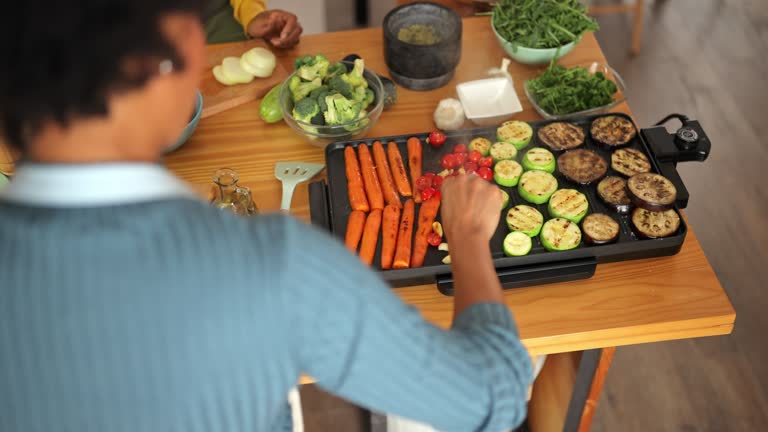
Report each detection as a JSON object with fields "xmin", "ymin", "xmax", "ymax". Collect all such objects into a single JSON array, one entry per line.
[
  {"xmin": 491, "ymin": 19, "xmax": 578, "ymax": 65},
  {"xmin": 166, "ymin": 90, "xmax": 203, "ymax": 153},
  {"xmin": 0, "ymin": 172, "xmax": 8, "ymax": 191}
]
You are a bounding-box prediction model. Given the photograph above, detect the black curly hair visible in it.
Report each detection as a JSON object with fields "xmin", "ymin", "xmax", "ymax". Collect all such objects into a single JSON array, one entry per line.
[{"xmin": 0, "ymin": 0, "xmax": 206, "ymax": 150}]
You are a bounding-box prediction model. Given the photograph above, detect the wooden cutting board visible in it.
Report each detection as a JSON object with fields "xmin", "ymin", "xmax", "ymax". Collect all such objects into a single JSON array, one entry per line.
[{"xmin": 200, "ymin": 41, "xmax": 289, "ymax": 119}]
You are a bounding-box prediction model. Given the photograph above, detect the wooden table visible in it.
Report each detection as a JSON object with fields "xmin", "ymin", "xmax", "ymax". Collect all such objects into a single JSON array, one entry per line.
[{"xmin": 0, "ymin": 17, "xmax": 735, "ymax": 432}]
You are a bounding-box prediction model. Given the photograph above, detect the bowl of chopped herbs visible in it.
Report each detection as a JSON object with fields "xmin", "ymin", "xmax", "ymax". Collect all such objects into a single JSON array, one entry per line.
[
  {"xmin": 492, "ymin": 0, "xmax": 599, "ymax": 65},
  {"xmin": 524, "ymin": 61, "xmax": 627, "ymax": 119}
]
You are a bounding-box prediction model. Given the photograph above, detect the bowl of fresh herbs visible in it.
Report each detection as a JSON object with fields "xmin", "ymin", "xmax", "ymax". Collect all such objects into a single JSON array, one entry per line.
[
  {"xmin": 492, "ymin": 0, "xmax": 599, "ymax": 65},
  {"xmin": 524, "ymin": 61, "xmax": 627, "ymax": 119}
]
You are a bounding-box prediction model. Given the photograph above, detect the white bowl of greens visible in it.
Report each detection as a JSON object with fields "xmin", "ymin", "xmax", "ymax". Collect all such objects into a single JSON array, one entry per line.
[{"xmin": 492, "ymin": 0, "xmax": 598, "ymax": 65}]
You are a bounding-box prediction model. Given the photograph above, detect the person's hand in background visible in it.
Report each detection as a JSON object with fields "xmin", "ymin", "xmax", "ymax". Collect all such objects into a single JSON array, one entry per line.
[
  {"xmin": 247, "ymin": 10, "xmax": 302, "ymax": 48},
  {"xmin": 440, "ymin": 173, "xmax": 503, "ymax": 244}
]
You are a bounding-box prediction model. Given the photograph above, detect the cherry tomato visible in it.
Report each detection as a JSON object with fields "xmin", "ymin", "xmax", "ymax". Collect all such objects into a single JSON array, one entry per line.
[
  {"xmin": 478, "ymin": 156, "xmax": 494, "ymax": 168},
  {"xmin": 468, "ymin": 150, "xmax": 482, "ymax": 163},
  {"xmin": 420, "ymin": 187, "xmax": 437, "ymax": 201},
  {"xmin": 432, "ymin": 175, "xmax": 445, "ymax": 189},
  {"xmin": 423, "ymin": 172, "xmax": 436, "ymax": 181},
  {"xmin": 463, "ymin": 161, "xmax": 478, "ymax": 174},
  {"xmin": 449, "ymin": 170, "xmax": 461, "ymax": 177},
  {"xmin": 477, "ymin": 166, "xmax": 493, "ymax": 181},
  {"xmin": 428, "ymin": 130, "xmax": 447, "ymax": 147},
  {"xmin": 432, "ymin": 190, "xmax": 442, "ymax": 201},
  {"xmin": 453, "ymin": 143, "xmax": 468, "ymax": 154},
  {"xmin": 454, "ymin": 152, "xmax": 468, "ymax": 165},
  {"xmin": 415, "ymin": 175, "xmax": 432, "ymax": 191},
  {"xmin": 427, "ymin": 232, "xmax": 443, "ymax": 247},
  {"xmin": 441, "ymin": 154, "xmax": 459, "ymax": 170}
]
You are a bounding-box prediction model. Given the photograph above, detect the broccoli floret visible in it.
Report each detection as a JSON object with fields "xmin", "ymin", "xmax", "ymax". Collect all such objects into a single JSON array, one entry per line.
[
  {"xmin": 363, "ymin": 88, "xmax": 375, "ymax": 108},
  {"xmin": 288, "ymin": 77, "xmax": 322, "ymax": 103},
  {"xmin": 328, "ymin": 75, "xmax": 355, "ymax": 99},
  {"xmin": 323, "ymin": 94, "xmax": 361, "ymax": 125},
  {"xmin": 344, "ymin": 109, "xmax": 370, "ymax": 132},
  {"xmin": 345, "ymin": 58, "xmax": 367, "ymax": 89},
  {"xmin": 292, "ymin": 97, "xmax": 320, "ymax": 123},
  {"xmin": 308, "ymin": 85, "xmax": 329, "ymax": 99},
  {"xmin": 325, "ymin": 62, "xmax": 347, "ymax": 81},
  {"xmin": 296, "ymin": 54, "xmax": 330, "ymax": 81}
]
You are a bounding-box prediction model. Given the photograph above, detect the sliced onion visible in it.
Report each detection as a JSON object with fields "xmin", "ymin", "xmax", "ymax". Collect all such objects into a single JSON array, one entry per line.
[
  {"xmin": 222, "ymin": 57, "xmax": 254, "ymax": 84},
  {"xmin": 213, "ymin": 65, "xmax": 236, "ymax": 86},
  {"xmin": 241, "ymin": 47, "xmax": 276, "ymax": 78}
]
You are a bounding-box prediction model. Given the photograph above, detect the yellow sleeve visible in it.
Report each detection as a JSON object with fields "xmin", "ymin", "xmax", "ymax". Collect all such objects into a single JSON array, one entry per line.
[{"xmin": 230, "ymin": 0, "xmax": 267, "ymax": 30}]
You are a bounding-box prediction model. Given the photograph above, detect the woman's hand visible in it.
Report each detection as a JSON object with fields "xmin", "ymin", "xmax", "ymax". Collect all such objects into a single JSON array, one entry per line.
[
  {"xmin": 440, "ymin": 174, "xmax": 503, "ymax": 244},
  {"xmin": 247, "ymin": 10, "xmax": 303, "ymax": 49}
]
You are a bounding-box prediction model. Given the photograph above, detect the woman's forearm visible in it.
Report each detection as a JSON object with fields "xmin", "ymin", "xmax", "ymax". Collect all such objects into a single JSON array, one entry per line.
[{"xmin": 449, "ymin": 237, "xmax": 505, "ymax": 319}]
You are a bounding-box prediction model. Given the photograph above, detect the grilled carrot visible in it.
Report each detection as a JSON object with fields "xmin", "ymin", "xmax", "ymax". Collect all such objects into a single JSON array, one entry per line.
[
  {"xmin": 345, "ymin": 210, "xmax": 366, "ymax": 253},
  {"xmin": 380, "ymin": 205, "xmax": 401, "ymax": 270},
  {"xmin": 393, "ymin": 199, "xmax": 415, "ymax": 269},
  {"xmin": 359, "ymin": 209, "xmax": 382, "ymax": 266},
  {"xmin": 407, "ymin": 137, "xmax": 422, "ymax": 203},
  {"xmin": 387, "ymin": 141, "xmax": 413, "ymax": 197},
  {"xmin": 358, "ymin": 144, "xmax": 384, "ymax": 210},
  {"xmin": 344, "ymin": 146, "xmax": 369, "ymax": 212},
  {"xmin": 372, "ymin": 141, "xmax": 401, "ymax": 208},
  {"xmin": 411, "ymin": 197, "xmax": 441, "ymax": 268}
]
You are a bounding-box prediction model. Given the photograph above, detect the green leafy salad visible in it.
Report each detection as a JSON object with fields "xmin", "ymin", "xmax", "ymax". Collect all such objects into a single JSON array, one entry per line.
[
  {"xmin": 492, "ymin": 0, "xmax": 598, "ymax": 49},
  {"xmin": 526, "ymin": 60, "xmax": 619, "ymax": 116},
  {"xmin": 289, "ymin": 54, "xmax": 375, "ymax": 133}
]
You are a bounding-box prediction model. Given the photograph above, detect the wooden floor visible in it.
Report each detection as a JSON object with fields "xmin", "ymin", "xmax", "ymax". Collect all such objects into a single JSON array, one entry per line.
[{"xmin": 303, "ymin": 0, "xmax": 768, "ymax": 430}]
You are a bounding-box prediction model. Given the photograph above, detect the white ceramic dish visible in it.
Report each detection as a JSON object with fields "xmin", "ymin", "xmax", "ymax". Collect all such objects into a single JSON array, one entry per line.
[{"xmin": 456, "ymin": 77, "xmax": 522, "ymax": 126}]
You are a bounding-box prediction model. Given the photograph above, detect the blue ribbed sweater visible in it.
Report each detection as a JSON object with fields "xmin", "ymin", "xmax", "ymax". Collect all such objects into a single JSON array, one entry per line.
[{"xmin": 0, "ymin": 198, "xmax": 532, "ymax": 431}]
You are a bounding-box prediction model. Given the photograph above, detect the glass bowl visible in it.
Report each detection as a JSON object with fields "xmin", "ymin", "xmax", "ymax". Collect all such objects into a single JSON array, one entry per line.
[
  {"xmin": 279, "ymin": 61, "xmax": 385, "ymax": 148},
  {"xmin": 524, "ymin": 61, "xmax": 628, "ymax": 120}
]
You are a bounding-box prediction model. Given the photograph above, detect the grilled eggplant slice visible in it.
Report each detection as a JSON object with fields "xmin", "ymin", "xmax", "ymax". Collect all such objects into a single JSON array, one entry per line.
[
  {"xmin": 537, "ymin": 122, "xmax": 585, "ymax": 151},
  {"xmin": 548, "ymin": 189, "xmax": 589, "ymax": 223},
  {"xmin": 493, "ymin": 160, "xmax": 523, "ymax": 187},
  {"xmin": 522, "ymin": 147, "xmax": 556, "ymax": 173},
  {"xmin": 540, "ymin": 218, "xmax": 582, "ymax": 252},
  {"xmin": 590, "ymin": 115, "xmax": 637, "ymax": 148},
  {"xmin": 582, "ymin": 213, "xmax": 620, "ymax": 245},
  {"xmin": 597, "ymin": 176, "xmax": 632, "ymax": 214},
  {"xmin": 612, "ymin": 148, "xmax": 651, "ymax": 177},
  {"xmin": 627, "ymin": 173, "xmax": 677, "ymax": 211},
  {"xmin": 631, "ymin": 208, "xmax": 680, "ymax": 238},
  {"xmin": 506, "ymin": 205, "xmax": 544, "ymax": 237},
  {"xmin": 518, "ymin": 170, "xmax": 558, "ymax": 204},
  {"xmin": 503, "ymin": 232, "xmax": 533, "ymax": 256},
  {"xmin": 557, "ymin": 149, "xmax": 608, "ymax": 184},
  {"xmin": 497, "ymin": 121, "xmax": 533, "ymax": 150}
]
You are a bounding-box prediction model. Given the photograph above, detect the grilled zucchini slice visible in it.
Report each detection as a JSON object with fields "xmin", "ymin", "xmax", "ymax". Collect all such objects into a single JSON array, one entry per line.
[
  {"xmin": 590, "ymin": 115, "xmax": 637, "ymax": 148},
  {"xmin": 490, "ymin": 142, "xmax": 518, "ymax": 162},
  {"xmin": 557, "ymin": 149, "xmax": 608, "ymax": 184},
  {"xmin": 631, "ymin": 208, "xmax": 680, "ymax": 238},
  {"xmin": 548, "ymin": 189, "xmax": 589, "ymax": 223},
  {"xmin": 518, "ymin": 170, "xmax": 558, "ymax": 204},
  {"xmin": 503, "ymin": 232, "xmax": 533, "ymax": 256},
  {"xmin": 493, "ymin": 160, "xmax": 523, "ymax": 187},
  {"xmin": 537, "ymin": 122, "xmax": 585, "ymax": 151},
  {"xmin": 582, "ymin": 213, "xmax": 620, "ymax": 245},
  {"xmin": 627, "ymin": 173, "xmax": 677, "ymax": 211},
  {"xmin": 497, "ymin": 120, "xmax": 533, "ymax": 150},
  {"xmin": 540, "ymin": 218, "xmax": 582, "ymax": 252},
  {"xmin": 500, "ymin": 188, "xmax": 510, "ymax": 209},
  {"xmin": 612, "ymin": 148, "xmax": 651, "ymax": 177},
  {"xmin": 469, "ymin": 137, "xmax": 492, "ymax": 156},
  {"xmin": 522, "ymin": 147, "xmax": 556, "ymax": 173},
  {"xmin": 506, "ymin": 205, "xmax": 544, "ymax": 237},
  {"xmin": 597, "ymin": 176, "xmax": 632, "ymax": 214}
]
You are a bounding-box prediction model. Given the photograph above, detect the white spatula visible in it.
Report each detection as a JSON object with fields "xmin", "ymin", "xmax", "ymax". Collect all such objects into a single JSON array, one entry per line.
[{"xmin": 275, "ymin": 162, "xmax": 325, "ymax": 211}]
